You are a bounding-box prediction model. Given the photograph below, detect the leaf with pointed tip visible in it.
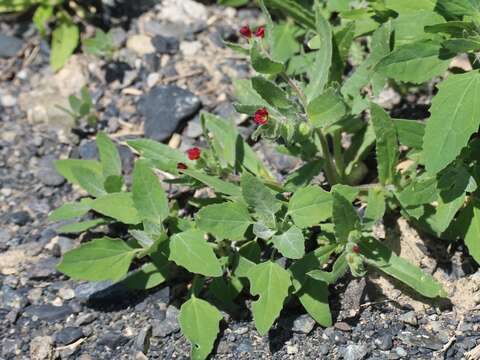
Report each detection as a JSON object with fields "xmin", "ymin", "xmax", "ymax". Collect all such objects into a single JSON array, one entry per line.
[
  {"xmin": 250, "ymin": 46, "xmax": 284, "ymax": 75},
  {"xmin": 182, "ymin": 169, "xmax": 241, "ymax": 197},
  {"xmin": 55, "ymin": 159, "xmax": 103, "ymax": 185},
  {"xmin": 57, "ymin": 219, "xmax": 106, "ymax": 234},
  {"xmin": 247, "ymin": 261, "xmax": 291, "ymax": 335},
  {"xmin": 288, "ymin": 185, "xmax": 332, "ymax": 228},
  {"xmin": 241, "ymin": 173, "xmax": 281, "ymax": 226},
  {"xmin": 91, "ymin": 192, "xmax": 141, "ymax": 224},
  {"xmin": 251, "ymin": 76, "xmax": 294, "ymax": 109},
  {"xmin": 169, "ymin": 230, "xmax": 222, "ymax": 277},
  {"xmin": 272, "ymin": 226, "xmax": 305, "ymax": 259},
  {"xmin": 96, "ymin": 132, "xmax": 122, "ymax": 178},
  {"xmin": 49, "ymin": 198, "xmax": 93, "ymax": 221},
  {"xmin": 180, "ymin": 296, "xmax": 222, "ymax": 360},
  {"xmin": 307, "ymin": 88, "xmax": 348, "ymax": 128},
  {"xmin": 332, "ymin": 191, "xmax": 360, "ymax": 242}
]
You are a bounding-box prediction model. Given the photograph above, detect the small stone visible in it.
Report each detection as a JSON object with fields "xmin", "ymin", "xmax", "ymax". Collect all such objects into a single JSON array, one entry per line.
[
  {"xmin": 135, "ymin": 352, "xmax": 149, "ymax": 360},
  {"xmin": 180, "ymin": 41, "xmax": 202, "ymax": 56},
  {"xmin": 24, "ymin": 304, "xmax": 73, "ymax": 322},
  {"xmin": 55, "ymin": 327, "xmax": 84, "ymax": 345},
  {"xmin": 146, "ymin": 73, "xmax": 160, "ymax": 88},
  {"xmin": 319, "ymin": 344, "xmax": 330, "ymax": 355},
  {"xmin": 0, "ymin": 286, "xmax": 27, "ymax": 309},
  {"xmin": 292, "ymin": 314, "xmax": 316, "ymax": 334},
  {"xmin": 1, "ymin": 94, "xmax": 17, "ymax": 107},
  {"xmin": 341, "ymin": 344, "xmax": 369, "ymax": 360},
  {"xmin": 127, "ymin": 35, "xmax": 155, "ymax": 56},
  {"xmin": 152, "ymin": 306, "xmax": 180, "ymax": 337},
  {"xmin": 2, "ymin": 338, "xmax": 20, "ymax": 358},
  {"xmin": 143, "ymin": 85, "xmax": 201, "ymax": 141},
  {"xmin": 152, "ymin": 35, "xmax": 179, "ymax": 54},
  {"xmin": 135, "ymin": 325, "xmax": 152, "ymax": 354},
  {"xmin": 110, "ymin": 27, "xmax": 127, "ymax": 48},
  {"xmin": 396, "ymin": 346, "xmax": 408, "ymax": 357},
  {"xmin": 58, "ymin": 288, "xmax": 75, "ymax": 300},
  {"xmin": 29, "ymin": 336, "xmax": 54, "ymax": 360},
  {"xmin": 0, "ymin": 34, "xmax": 23, "ymax": 58},
  {"xmin": 399, "ymin": 311, "xmax": 418, "ymax": 326},
  {"xmin": 377, "ymin": 334, "xmax": 393, "ymax": 350},
  {"xmin": 335, "ymin": 322, "xmax": 352, "ymax": 332},
  {"xmin": 184, "ymin": 116, "xmax": 202, "ymax": 138},
  {"xmin": 234, "ymin": 326, "xmax": 249, "ymax": 335},
  {"xmin": 75, "ymin": 313, "xmax": 97, "ymax": 326},
  {"xmin": 9, "ymin": 211, "xmax": 31, "ymax": 226},
  {"xmin": 98, "ymin": 332, "xmax": 129, "ymax": 349},
  {"xmin": 287, "ymin": 345, "xmax": 298, "ymax": 354},
  {"xmin": 237, "ymin": 341, "xmax": 253, "ymax": 353},
  {"xmin": 36, "ymin": 155, "xmax": 65, "ymax": 187},
  {"xmin": 54, "ymin": 237, "xmax": 75, "ymax": 256}
]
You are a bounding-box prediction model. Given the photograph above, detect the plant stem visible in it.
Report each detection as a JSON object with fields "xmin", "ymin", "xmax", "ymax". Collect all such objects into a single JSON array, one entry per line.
[
  {"xmin": 281, "ymin": 72, "xmax": 308, "ymax": 110},
  {"xmin": 316, "ymin": 128, "xmax": 338, "ymax": 185},
  {"xmin": 333, "ymin": 129, "xmax": 346, "ymax": 182}
]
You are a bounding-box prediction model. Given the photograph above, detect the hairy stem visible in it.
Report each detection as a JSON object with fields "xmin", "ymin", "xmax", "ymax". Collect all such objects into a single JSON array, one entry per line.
[
  {"xmin": 316, "ymin": 129, "xmax": 338, "ymax": 185},
  {"xmin": 333, "ymin": 129, "xmax": 346, "ymax": 182}
]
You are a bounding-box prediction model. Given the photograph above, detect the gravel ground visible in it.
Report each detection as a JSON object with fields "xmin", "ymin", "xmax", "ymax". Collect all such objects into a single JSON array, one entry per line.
[{"xmin": 1, "ymin": 1, "xmax": 480, "ymax": 359}]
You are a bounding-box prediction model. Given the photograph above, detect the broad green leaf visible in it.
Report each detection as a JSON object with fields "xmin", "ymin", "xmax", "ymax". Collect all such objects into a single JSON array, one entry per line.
[
  {"xmin": 437, "ymin": 0, "xmax": 480, "ymax": 18},
  {"xmin": 91, "ymin": 192, "xmax": 141, "ymax": 224},
  {"xmin": 305, "ymin": 5, "xmax": 332, "ymax": 102},
  {"xmin": 443, "ymin": 38, "xmax": 480, "ymax": 52},
  {"xmin": 241, "ymin": 173, "xmax": 281, "ymax": 226},
  {"xmin": 122, "ymin": 260, "xmax": 169, "ymax": 290},
  {"xmin": 360, "ymin": 237, "xmax": 446, "ymax": 298},
  {"xmin": 179, "ymin": 296, "xmax": 222, "ymax": 360},
  {"xmin": 284, "ymin": 160, "xmax": 323, "ymax": 191},
  {"xmin": 332, "ymin": 191, "xmax": 360, "ymax": 242},
  {"xmin": 425, "ymin": 21, "xmax": 478, "ymax": 37},
  {"xmin": 307, "ymin": 88, "xmax": 347, "ymax": 128},
  {"xmin": 462, "ymin": 201, "xmax": 480, "ymax": 264},
  {"xmin": 394, "ymin": 119, "xmax": 425, "ymax": 149},
  {"xmin": 83, "ymin": 28, "xmax": 113, "ymax": 57},
  {"xmin": 385, "ymin": 0, "xmax": 436, "ymax": 13},
  {"xmin": 96, "ymin": 132, "xmax": 122, "ymax": 178},
  {"xmin": 250, "ymin": 46, "xmax": 284, "ymax": 75},
  {"xmin": 57, "ymin": 237, "xmax": 137, "ymax": 282},
  {"xmin": 253, "ymin": 222, "xmax": 276, "ymax": 240},
  {"xmin": 50, "ymin": 15, "xmax": 79, "ymax": 71},
  {"xmin": 251, "ymin": 76, "xmax": 293, "ymax": 109},
  {"xmin": 364, "ymin": 186, "xmax": 386, "ymax": 225},
  {"xmin": 307, "ymin": 252, "xmax": 348, "ymax": 284},
  {"xmin": 264, "ymin": 0, "xmax": 315, "ymax": 29},
  {"xmin": 196, "ymin": 202, "xmax": 252, "ymax": 240},
  {"xmin": 371, "ymin": 103, "xmax": 399, "ymax": 185},
  {"xmin": 332, "ymin": 184, "xmax": 360, "ymax": 202},
  {"xmin": 33, "ymin": 5, "xmax": 53, "ymax": 37},
  {"xmin": 392, "ymin": 10, "xmax": 445, "ymax": 47},
  {"xmin": 55, "ymin": 159, "xmax": 103, "ymax": 185},
  {"xmin": 235, "ymin": 240, "xmax": 261, "ymax": 277},
  {"xmin": 375, "ymin": 40, "xmax": 452, "ymax": 84},
  {"xmin": 132, "ymin": 160, "xmax": 169, "ymax": 224},
  {"xmin": 247, "ymin": 261, "xmax": 291, "ymax": 335},
  {"xmin": 331, "ymin": 21, "xmax": 356, "ymax": 82},
  {"xmin": 208, "ymin": 276, "xmax": 243, "ymax": 311},
  {"xmin": 57, "ymin": 219, "xmax": 106, "ymax": 234},
  {"xmin": 397, "ymin": 176, "xmax": 438, "ymax": 206},
  {"xmin": 270, "ymin": 24, "xmax": 301, "ymax": 62},
  {"xmin": 233, "ymin": 79, "xmax": 270, "ymax": 109},
  {"xmin": 49, "ymin": 198, "xmax": 93, "ymax": 221},
  {"xmin": 104, "ymin": 175, "xmax": 123, "ymax": 193},
  {"xmin": 423, "ymin": 71, "xmax": 480, "ymax": 174},
  {"xmin": 272, "ymin": 226, "xmax": 305, "ymax": 259},
  {"xmin": 218, "ymin": 0, "xmax": 248, "ymax": 5},
  {"xmin": 288, "ymin": 185, "xmax": 332, "ymax": 228},
  {"xmin": 71, "ymin": 166, "xmax": 107, "ymax": 197},
  {"xmin": 169, "ymin": 229, "xmax": 222, "ymax": 277},
  {"xmin": 182, "ymin": 169, "xmax": 241, "ymax": 197}
]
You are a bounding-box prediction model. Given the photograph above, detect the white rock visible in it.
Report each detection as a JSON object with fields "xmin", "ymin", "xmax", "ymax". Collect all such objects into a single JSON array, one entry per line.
[
  {"xmin": 127, "ymin": 35, "xmax": 155, "ymax": 56},
  {"xmin": 1, "ymin": 94, "xmax": 17, "ymax": 107},
  {"xmin": 158, "ymin": 0, "xmax": 207, "ymax": 25},
  {"xmin": 30, "ymin": 336, "xmax": 54, "ymax": 360},
  {"xmin": 54, "ymin": 55, "xmax": 89, "ymax": 97},
  {"xmin": 180, "ymin": 41, "xmax": 202, "ymax": 56},
  {"xmin": 147, "ymin": 72, "xmax": 160, "ymax": 88}
]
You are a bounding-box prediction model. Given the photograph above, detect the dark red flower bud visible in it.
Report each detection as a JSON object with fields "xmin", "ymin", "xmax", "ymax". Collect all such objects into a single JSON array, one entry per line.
[
  {"xmin": 255, "ymin": 26, "xmax": 265, "ymax": 38},
  {"xmin": 352, "ymin": 244, "xmax": 361, "ymax": 254},
  {"xmin": 254, "ymin": 107, "xmax": 269, "ymax": 125},
  {"xmin": 177, "ymin": 162, "xmax": 188, "ymax": 170},
  {"xmin": 186, "ymin": 147, "xmax": 201, "ymax": 161},
  {"xmin": 239, "ymin": 26, "xmax": 252, "ymax": 38}
]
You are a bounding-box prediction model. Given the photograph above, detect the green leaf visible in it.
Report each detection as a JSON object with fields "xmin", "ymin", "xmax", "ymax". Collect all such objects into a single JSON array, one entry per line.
[
  {"xmin": 284, "ymin": 160, "xmax": 324, "ymax": 191},
  {"xmin": 305, "ymin": 5, "xmax": 332, "ymax": 102},
  {"xmin": 397, "ymin": 176, "xmax": 438, "ymax": 207},
  {"xmin": 122, "ymin": 259, "xmax": 169, "ymax": 290},
  {"xmin": 437, "ymin": 0, "xmax": 480, "ymax": 18},
  {"xmin": 55, "ymin": 159, "xmax": 102, "ymax": 185},
  {"xmin": 233, "ymin": 79, "xmax": 270, "ymax": 109},
  {"xmin": 307, "ymin": 88, "xmax": 348, "ymax": 128},
  {"xmin": 251, "ymin": 76, "xmax": 293, "ymax": 109},
  {"xmin": 96, "ymin": 132, "xmax": 122, "ymax": 178},
  {"xmin": 263, "ymin": 0, "xmax": 315, "ymax": 29},
  {"xmin": 33, "ymin": 5, "xmax": 53, "ymax": 38},
  {"xmin": 57, "ymin": 237, "xmax": 137, "ymax": 282},
  {"xmin": 50, "ymin": 15, "xmax": 79, "ymax": 71},
  {"xmin": 49, "ymin": 198, "xmax": 93, "ymax": 221},
  {"xmin": 270, "ymin": 24, "xmax": 301, "ymax": 62},
  {"xmin": 332, "ymin": 191, "xmax": 360, "ymax": 242},
  {"xmin": 241, "ymin": 173, "xmax": 281, "ymax": 226},
  {"xmin": 169, "ymin": 230, "xmax": 222, "ymax": 277},
  {"xmin": 360, "ymin": 237, "xmax": 446, "ymax": 298},
  {"xmin": 71, "ymin": 166, "xmax": 107, "ymax": 198},
  {"xmin": 307, "ymin": 252, "xmax": 348, "ymax": 284},
  {"xmin": 104, "ymin": 175, "xmax": 123, "ymax": 193},
  {"xmin": 272, "ymin": 226, "xmax": 305, "ymax": 259},
  {"xmin": 392, "ymin": 11, "xmax": 445, "ymax": 47},
  {"xmin": 247, "ymin": 261, "xmax": 291, "ymax": 335},
  {"xmin": 423, "ymin": 71, "xmax": 480, "ymax": 174},
  {"xmin": 179, "ymin": 296, "xmax": 222, "ymax": 360},
  {"xmin": 371, "ymin": 103, "xmax": 399, "ymax": 185},
  {"xmin": 83, "ymin": 28, "xmax": 113, "ymax": 57},
  {"xmin": 91, "ymin": 192, "xmax": 141, "ymax": 224},
  {"xmin": 196, "ymin": 202, "xmax": 252, "ymax": 240},
  {"xmin": 182, "ymin": 168, "xmax": 241, "ymax": 197},
  {"xmin": 394, "ymin": 119, "xmax": 425, "ymax": 149},
  {"xmin": 375, "ymin": 40, "xmax": 452, "ymax": 84},
  {"xmin": 132, "ymin": 160, "xmax": 169, "ymax": 224},
  {"xmin": 364, "ymin": 186, "xmax": 386, "ymax": 225},
  {"xmin": 57, "ymin": 219, "xmax": 106, "ymax": 234},
  {"xmin": 461, "ymin": 201, "xmax": 480, "ymax": 264},
  {"xmin": 443, "ymin": 38, "xmax": 480, "ymax": 52},
  {"xmin": 250, "ymin": 45, "xmax": 284, "ymax": 75},
  {"xmin": 385, "ymin": 0, "xmax": 436, "ymax": 13},
  {"xmin": 288, "ymin": 185, "xmax": 332, "ymax": 228},
  {"xmin": 235, "ymin": 240, "xmax": 261, "ymax": 278}
]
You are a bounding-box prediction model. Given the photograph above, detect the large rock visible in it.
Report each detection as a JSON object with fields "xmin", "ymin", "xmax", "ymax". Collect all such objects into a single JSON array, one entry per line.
[
  {"xmin": 0, "ymin": 34, "xmax": 23, "ymax": 58},
  {"xmin": 143, "ymin": 85, "xmax": 201, "ymax": 141},
  {"xmin": 23, "ymin": 304, "xmax": 73, "ymax": 322}
]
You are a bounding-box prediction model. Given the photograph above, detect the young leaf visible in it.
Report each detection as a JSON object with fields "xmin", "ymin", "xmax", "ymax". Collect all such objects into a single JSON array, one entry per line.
[
  {"xmin": 91, "ymin": 192, "xmax": 141, "ymax": 224},
  {"xmin": 250, "ymin": 46, "xmax": 284, "ymax": 75},
  {"xmin": 55, "ymin": 159, "xmax": 102, "ymax": 186},
  {"xmin": 270, "ymin": 24, "xmax": 301, "ymax": 62},
  {"xmin": 196, "ymin": 202, "xmax": 252, "ymax": 240},
  {"xmin": 182, "ymin": 168, "xmax": 241, "ymax": 197},
  {"xmin": 375, "ymin": 40, "xmax": 452, "ymax": 84},
  {"xmin": 96, "ymin": 132, "xmax": 122, "ymax": 178},
  {"xmin": 241, "ymin": 173, "xmax": 281, "ymax": 226},
  {"xmin": 284, "ymin": 159, "xmax": 324, "ymax": 191},
  {"xmin": 307, "ymin": 252, "xmax": 348, "ymax": 284},
  {"xmin": 132, "ymin": 160, "xmax": 169, "ymax": 224},
  {"xmin": 392, "ymin": 10, "xmax": 445, "ymax": 47},
  {"xmin": 179, "ymin": 296, "xmax": 222, "ymax": 360},
  {"xmin": 423, "ymin": 71, "xmax": 480, "ymax": 174},
  {"xmin": 364, "ymin": 186, "xmax": 386, "ymax": 226},
  {"xmin": 169, "ymin": 230, "xmax": 223, "ymax": 277},
  {"xmin": 307, "ymin": 88, "xmax": 348, "ymax": 128},
  {"xmin": 49, "ymin": 198, "xmax": 93, "ymax": 221},
  {"xmin": 71, "ymin": 166, "xmax": 107, "ymax": 198},
  {"xmin": 371, "ymin": 103, "xmax": 399, "ymax": 185},
  {"xmin": 305, "ymin": 5, "xmax": 332, "ymax": 101},
  {"xmin": 251, "ymin": 76, "xmax": 294, "ymax": 109},
  {"xmin": 57, "ymin": 237, "xmax": 137, "ymax": 282},
  {"xmin": 33, "ymin": 4, "xmax": 53, "ymax": 38},
  {"xmin": 50, "ymin": 14, "xmax": 79, "ymax": 71},
  {"xmin": 332, "ymin": 191, "xmax": 360, "ymax": 242},
  {"xmin": 247, "ymin": 261, "xmax": 291, "ymax": 335},
  {"xmin": 360, "ymin": 237, "xmax": 446, "ymax": 298},
  {"xmin": 235, "ymin": 240, "xmax": 262, "ymax": 278},
  {"xmin": 394, "ymin": 119, "xmax": 425, "ymax": 149},
  {"xmin": 288, "ymin": 185, "xmax": 332, "ymax": 228},
  {"xmin": 272, "ymin": 226, "xmax": 305, "ymax": 259},
  {"xmin": 57, "ymin": 219, "xmax": 106, "ymax": 234}
]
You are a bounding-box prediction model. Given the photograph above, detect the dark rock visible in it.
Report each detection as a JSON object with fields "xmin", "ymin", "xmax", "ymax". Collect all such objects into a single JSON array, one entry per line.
[
  {"xmin": 236, "ymin": 340, "xmax": 253, "ymax": 353},
  {"xmin": 55, "ymin": 327, "xmax": 84, "ymax": 345},
  {"xmin": 319, "ymin": 344, "xmax": 330, "ymax": 355},
  {"xmin": 143, "ymin": 85, "xmax": 201, "ymax": 141},
  {"xmin": 28, "ymin": 257, "xmax": 59, "ymax": 279},
  {"xmin": 24, "ymin": 304, "xmax": 73, "ymax": 322},
  {"xmin": 98, "ymin": 332, "xmax": 129, "ymax": 349},
  {"xmin": 377, "ymin": 334, "xmax": 393, "ymax": 350},
  {"xmin": 105, "ymin": 61, "xmax": 132, "ymax": 83},
  {"xmin": 0, "ymin": 35, "xmax": 23, "ymax": 58},
  {"xmin": 9, "ymin": 211, "xmax": 31, "ymax": 226},
  {"xmin": 0, "ymin": 286, "xmax": 28, "ymax": 310},
  {"xmin": 135, "ymin": 325, "xmax": 152, "ymax": 354},
  {"xmin": 399, "ymin": 311, "xmax": 418, "ymax": 326},
  {"xmin": 78, "ymin": 140, "xmax": 98, "ymax": 159},
  {"xmin": 152, "ymin": 35, "xmax": 179, "ymax": 54},
  {"xmin": 341, "ymin": 344, "xmax": 369, "ymax": 360},
  {"xmin": 152, "ymin": 306, "xmax": 180, "ymax": 337},
  {"xmin": 36, "ymin": 155, "xmax": 65, "ymax": 187},
  {"xmin": 74, "ymin": 281, "xmax": 130, "ymax": 303},
  {"xmin": 75, "ymin": 313, "xmax": 97, "ymax": 326},
  {"xmin": 1, "ymin": 338, "xmax": 20, "ymax": 358},
  {"xmin": 292, "ymin": 314, "xmax": 316, "ymax": 334}
]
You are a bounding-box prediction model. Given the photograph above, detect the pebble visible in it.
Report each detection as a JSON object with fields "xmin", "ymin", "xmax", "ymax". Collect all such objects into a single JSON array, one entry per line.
[
  {"xmin": 126, "ymin": 35, "xmax": 155, "ymax": 56},
  {"xmin": 292, "ymin": 314, "xmax": 316, "ymax": 334},
  {"xmin": 135, "ymin": 325, "xmax": 152, "ymax": 354},
  {"xmin": 36, "ymin": 155, "xmax": 65, "ymax": 187},
  {"xmin": 399, "ymin": 311, "xmax": 418, "ymax": 326},
  {"xmin": 55, "ymin": 327, "xmax": 84, "ymax": 345},
  {"xmin": 0, "ymin": 34, "xmax": 23, "ymax": 58},
  {"xmin": 98, "ymin": 332, "xmax": 129, "ymax": 349},
  {"xmin": 152, "ymin": 306, "xmax": 180, "ymax": 337},
  {"xmin": 286, "ymin": 345, "xmax": 298, "ymax": 354},
  {"xmin": 1, "ymin": 94, "xmax": 17, "ymax": 107},
  {"xmin": 75, "ymin": 313, "xmax": 98, "ymax": 326},
  {"xmin": 152, "ymin": 35, "xmax": 179, "ymax": 54},
  {"xmin": 376, "ymin": 334, "xmax": 393, "ymax": 350},
  {"xmin": 180, "ymin": 41, "xmax": 202, "ymax": 56},
  {"xmin": 395, "ymin": 346, "xmax": 408, "ymax": 357},
  {"xmin": 29, "ymin": 336, "xmax": 54, "ymax": 360},
  {"xmin": 23, "ymin": 304, "xmax": 73, "ymax": 322},
  {"xmin": 9, "ymin": 211, "xmax": 31, "ymax": 226},
  {"xmin": 341, "ymin": 344, "xmax": 369, "ymax": 360}
]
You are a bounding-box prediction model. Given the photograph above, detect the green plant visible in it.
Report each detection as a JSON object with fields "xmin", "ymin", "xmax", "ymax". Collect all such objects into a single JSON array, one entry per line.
[
  {"xmin": 57, "ymin": 85, "xmax": 97, "ymax": 127},
  {"xmin": 49, "ymin": 0, "xmax": 480, "ymax": 359}
]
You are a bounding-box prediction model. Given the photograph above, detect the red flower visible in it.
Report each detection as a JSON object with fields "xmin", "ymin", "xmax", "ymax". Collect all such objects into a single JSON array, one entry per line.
[
  {"xmin": 254, "ymin": 108, "xmax": 269, "ymax": 125},
  {"xmin": 177, "ymin": 162, "xmax": 188, "ymax": 171},
  {"xmin": 352, "ymin": 244, "xmax": 361, "ymax": 254},
  {"xmin": 186, "ymin": 147, "xmax": 201, "ymax": 160},
  {"xmin": 239, "ymin": 26, "xmax": 252, "ymax": 38},
  {"xmin": 255, "ymin": 26, "xmax": 265, "ymax": 38}
]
